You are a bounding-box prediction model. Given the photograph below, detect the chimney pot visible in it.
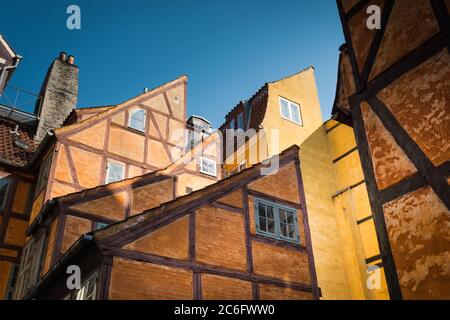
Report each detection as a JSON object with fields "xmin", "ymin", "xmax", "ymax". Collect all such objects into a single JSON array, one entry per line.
[
  {"xmin": 67, "ymin": 55, "xmax": 75, "ymax": 65},
  {"xmin": 59, "ymin": 52, "xmax": 67, "ymax": 61},
  {"xmin": 144, "ymin": 88, "xmax": 148, "ymax": 93}
]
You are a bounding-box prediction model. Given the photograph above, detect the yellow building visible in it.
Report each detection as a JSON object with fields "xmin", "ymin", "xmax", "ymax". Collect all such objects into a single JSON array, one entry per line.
[{"xmin": 219, "ymin": 67, "xmax": 389, "ymax": 299}]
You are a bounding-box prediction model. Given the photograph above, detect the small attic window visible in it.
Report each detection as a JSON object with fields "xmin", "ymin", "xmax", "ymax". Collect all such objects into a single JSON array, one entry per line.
[
  {"xmin": 200, "ymin": 157, "xmax": 216, "ymax": 177},
  {"xmin": 105, "ymin": 160, "xmax": 125, "ymax": 184},
  {"xmin": 279, "ymin": 97, "xmax": 302, "ymax": 125},
  {"xmin": 128, "ymin": 109, "xmax": 146, "ymax": 132}
]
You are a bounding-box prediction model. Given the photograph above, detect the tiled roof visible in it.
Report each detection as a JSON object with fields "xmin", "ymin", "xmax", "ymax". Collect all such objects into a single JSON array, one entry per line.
[{"xmin": 0, "ymin": 116, "xmax": 37, "ymax": 167}]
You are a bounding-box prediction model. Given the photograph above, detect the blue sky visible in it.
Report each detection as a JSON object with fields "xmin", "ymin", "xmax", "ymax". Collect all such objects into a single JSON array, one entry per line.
[{"xmin": 1, "ymin": 0, "xmax": 344, "ymax": 127}]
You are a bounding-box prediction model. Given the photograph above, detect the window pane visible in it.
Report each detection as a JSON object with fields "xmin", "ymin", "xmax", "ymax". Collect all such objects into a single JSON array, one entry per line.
[
  {"xmin": 259, "ymin": 216, "xmax": 267, "ymax": 232},
  {"xmin": 288, "ymin": 224, "xmax": 296, "ymax": 238},
  {"xmin": 0, "ymin": 180, "xmax": 9, "ymax": 208},
  {"xmin": 266, "ymin": 205, "xmax": 274, "ymax": 220},
  {"xmin": 286, "ymin": 211, "xmax": 294, "ymax": 224},
  {"xmin": 258, "ymin": 203, "xmax": 266, "ymax": 218},
  {"xmin": 107, "ymin": 162, "xmax": 124, "ymax": 183},
  {"xmin": 280, "ymin": 222, "xmax": 288, "ymax": 237},
  {"xmin": 129, "ymin": 109, "xmax": 146, "ymax": 131},
  {"xmin": 237, "ymin": 113, "xmax": 244, "ymax": 130},
  {"xmin": 279, "ymin": 209, "xmax": 287, "ymax": 223},
  {"xmin": 280, "ymin": 99, "xmax": 290, "ymax": 118},
  {"xmin": 201, "ymin": 158, "xmax": 216, "ymax": 176},
  {"xmin": 267, "ymin": 218, "xmax": 276, "ymax": 234},
  {"xmin": 290, "ymin": 103, "xmax": 301, "ymax": 124}
]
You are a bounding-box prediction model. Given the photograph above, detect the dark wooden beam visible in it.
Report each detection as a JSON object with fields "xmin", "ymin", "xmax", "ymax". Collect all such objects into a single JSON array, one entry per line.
[
  {"xmin": 356, "ymin": 33, "xmax": 445, "ymax": 101},
  {"xmin": 210, "ymin": 201, "xmax": 243, "ymax": 214},
  {"xmin": 333, "ymin": 146, "xmax": 358, "ymax": 163},
  {"xmin": 345, "ymin": 0, "xmax": 370, "ymax": 20},
  {"xmin": 97, "ymin": 256, "xmax": 113, "ymax": 300},
  {"xmin": 349, "ymin": 97, "xmax": 403, "ymax": 300},
  {"xmin": 336, "ymin": 0, "xmax": 364, "ymax": 92},
  {"xmin": 430, "ymin": 0, "xmax": 450, "ymax": 51},
  {"xmin": 380, "ymin": 172, "xmax": 426, "ymax": 204},
  {"xmin": 360, "ymin": 0, "xmax": 395, "ymax": 85},
  {"xmin": 242, "ymin": 186, "xmax": 254, "ymax": 274},
  {"xmin": 356, "ymin": 215, "xmax": 373, "ymax": 225},
  {"xmin": 294, "ymin": 158, "xmax": 320, "ymax": 300}
]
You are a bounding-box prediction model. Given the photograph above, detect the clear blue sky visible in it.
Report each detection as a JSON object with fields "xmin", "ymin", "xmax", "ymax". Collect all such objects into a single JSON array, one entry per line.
[{"xmin": 1, "ymin": 0, "xmax": 344, "ymax": 127}]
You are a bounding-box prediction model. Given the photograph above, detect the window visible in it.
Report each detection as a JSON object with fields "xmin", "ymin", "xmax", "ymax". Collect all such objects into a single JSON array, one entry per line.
[
  {"xmin": 279, "ymin": 97, "xmax": 302, "ymax": 125},
  {"xmin": 229, "ymin": 119, "xmax": 235, "ymax": 130},
  {"xmin": 34, "ymin": 154, "xmax": 52, "ymax": 196},
  {"xmin": 14, "ymin": 233, "xmax": 46, "ymax": 299},
  {"xmin": 0, "ymin": 177, "xmax": 11, "ymax": 210},
  {"xmin": 4, "ymin": 264, "xmax": 19, "ymax": 300},
  {"xmin": 237, "ymin": 112, "xmax": 244, "ymax": 130},
  {"xmin": 128, "ymin": 109, "xmax": 146, "ymax": 132},
  {"xmin": 93, "ymin": 221, "xmax": 109, "ymax": 231},
  {"xmin": 199, "ymin": 157, "xmax": 216, "ymax": 177},
  {"xmin": 105, "ymin": 160, "xmax": 125, "ymax": 184},
  {"xmin": 255, "ymin": 198, "xmax": 300, "ymax": 243},
  {"xmin": 75, "ymin": 272, "xmax": 98, "ymax": 300}
]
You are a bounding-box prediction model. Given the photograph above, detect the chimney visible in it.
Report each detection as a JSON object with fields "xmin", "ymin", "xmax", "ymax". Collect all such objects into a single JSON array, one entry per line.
[{"xmin": 34, "ymin": 52, "xmax": 78, "ymax": 142}]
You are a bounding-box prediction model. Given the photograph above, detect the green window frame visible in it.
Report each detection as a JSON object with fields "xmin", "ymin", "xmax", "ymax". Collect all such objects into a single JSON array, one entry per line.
[{"xmin": 254, "ymin": 198, "xmax": 300, "ymax": 243}]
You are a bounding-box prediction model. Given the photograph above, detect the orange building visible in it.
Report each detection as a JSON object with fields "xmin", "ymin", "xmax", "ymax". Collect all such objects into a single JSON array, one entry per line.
[{"xmin": 0, "ymin": 45, "xmax": 319, "ymax": 300}]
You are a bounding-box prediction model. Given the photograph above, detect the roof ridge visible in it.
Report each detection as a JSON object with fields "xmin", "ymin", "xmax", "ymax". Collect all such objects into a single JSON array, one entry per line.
[{"xmin": 54, "ymin": 74, "xmax": 188, "ymax": 137}]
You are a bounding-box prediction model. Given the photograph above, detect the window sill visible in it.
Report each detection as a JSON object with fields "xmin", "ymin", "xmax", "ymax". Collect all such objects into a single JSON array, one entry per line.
[
  {"xmin": 280, "ymin": 116, "xmax": 303, "ymax": 126},
  {"xmin": 253, "ymin": 232, "xmax": 304, "ymax": 251}
]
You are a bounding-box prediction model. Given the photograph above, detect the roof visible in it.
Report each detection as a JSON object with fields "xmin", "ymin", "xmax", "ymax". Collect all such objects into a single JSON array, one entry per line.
[
  {"xmin": 93, "ymin": 144, "xmax": 300, "ymax": 244},
  {"xmin": 26, "ymin": 130, "xmax": 220, "ymax": 235},
  {"xmin": 23, "ymin": 144, "xmax": 300, "ymax": 299},
  {"xmin": 219, "ymin": 66, "xmax": 315, "ymax": 131},
  {"xmin": 0, "ymin": 116, "xmax": 37, "ymax": 167},
  {"xmin": 54, "ymin": 75, "xmax": 188, "ymax": 138}
]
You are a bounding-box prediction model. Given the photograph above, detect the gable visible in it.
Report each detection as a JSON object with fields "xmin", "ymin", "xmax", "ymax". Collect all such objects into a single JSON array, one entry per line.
[{"xmin": 123, "ymin": 215, "xmax": 189, "ymax": 260}]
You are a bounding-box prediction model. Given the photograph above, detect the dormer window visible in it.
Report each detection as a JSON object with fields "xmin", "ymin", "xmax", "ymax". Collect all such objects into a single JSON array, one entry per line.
[
  {"xmin": 128, "ymin": 109, "xmax": 146, "ymax": 132},
  {"xmin": 237, "ymin": 112, "xmax": 244, "ymax": 131},
  {"xmin": 279, "ymin": 97, "xmax": 302, "ymax": 125}
]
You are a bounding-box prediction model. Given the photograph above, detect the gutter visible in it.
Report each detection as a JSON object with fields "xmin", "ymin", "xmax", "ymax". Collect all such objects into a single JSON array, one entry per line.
[{"xmin": 22, "ymin": 234, "xmax": 94, "ymax": 300}]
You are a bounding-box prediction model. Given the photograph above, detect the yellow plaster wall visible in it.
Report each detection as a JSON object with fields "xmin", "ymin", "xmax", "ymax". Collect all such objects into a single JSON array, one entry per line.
[
  {"xmin": 326, "ymin": 120, "xmax": 389, "ymax": 300},
  {"xmin": 299, "ymin": 125, "xmax": 352, "ymax": 299},
  {"xmin": 262, "ymin": 67, "xmax": 323, "ymax": 156}
]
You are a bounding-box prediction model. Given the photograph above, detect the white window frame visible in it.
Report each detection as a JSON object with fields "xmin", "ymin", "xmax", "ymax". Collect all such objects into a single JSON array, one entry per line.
[
  {"xmin": 105, "ymin": 160, "xmax": 125, "ymax": 184},
  {"xmin": 279, "ymin": 97, "xmax": 302, "ymax": 125},
  {"xmin": 199, "ymin": 157, "xmax": 217, "ymax": 177},
  {"xmin": 128, "ymin": 108, "xmax": 147, "ymax": 132},
  {"xmin": 75, "ymin": 271, "xmax": 99, "ymax": 300}
]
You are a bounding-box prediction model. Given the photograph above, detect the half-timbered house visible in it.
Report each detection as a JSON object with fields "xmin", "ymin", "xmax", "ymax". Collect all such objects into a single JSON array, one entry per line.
[{"xmin": 333, "ymin": 0, "xmax": 450, "ymax": 299}]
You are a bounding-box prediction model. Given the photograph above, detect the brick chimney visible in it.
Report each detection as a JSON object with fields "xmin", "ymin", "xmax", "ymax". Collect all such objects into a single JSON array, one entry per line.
[{"xmin": 34, "ymin": 52, "xmax": 78, "ymax": 142}]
